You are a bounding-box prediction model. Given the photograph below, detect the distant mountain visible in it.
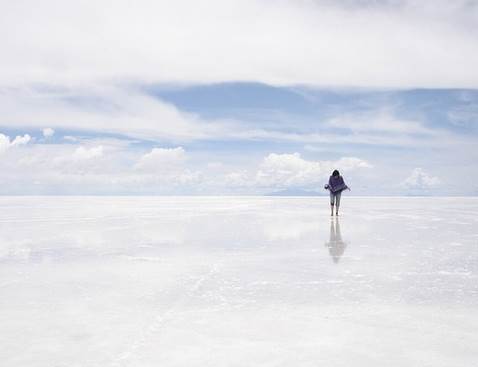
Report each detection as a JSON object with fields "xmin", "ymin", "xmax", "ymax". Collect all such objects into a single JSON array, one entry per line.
[{"xmin": 265, "ymin": 188, "xmax": 326, "ymax": 196}]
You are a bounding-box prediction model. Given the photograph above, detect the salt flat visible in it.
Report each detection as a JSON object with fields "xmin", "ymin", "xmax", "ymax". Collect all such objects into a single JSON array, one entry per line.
[{"xmin": 0, "ymin": 196, "xmax": 477, "ymax": 366}]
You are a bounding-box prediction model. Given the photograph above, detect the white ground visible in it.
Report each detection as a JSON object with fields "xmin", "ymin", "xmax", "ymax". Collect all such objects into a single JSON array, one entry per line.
[{"xmin": 1, "ymin": 197, "xmax": 477, "ymax": 367}]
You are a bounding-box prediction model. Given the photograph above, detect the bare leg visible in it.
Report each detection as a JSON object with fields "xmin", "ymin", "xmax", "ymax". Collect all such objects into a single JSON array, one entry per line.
[
  {"xmin": 329, "ymin": 192, "xmax": 334, "ymax": 216},
  {"xmin": 336, "ymin": 192, "xmax": 341, "ymax": 216}
]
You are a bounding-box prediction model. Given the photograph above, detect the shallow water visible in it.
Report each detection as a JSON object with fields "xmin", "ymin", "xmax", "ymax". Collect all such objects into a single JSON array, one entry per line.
[{"xmin": 1, "ymin": 197, "xmax": 477, "ymax": 366}]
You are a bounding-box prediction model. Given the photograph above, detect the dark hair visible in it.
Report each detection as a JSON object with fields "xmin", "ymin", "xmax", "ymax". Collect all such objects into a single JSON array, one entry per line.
[{"xmin": 332, "ymin": 170, "xmax": 340, "ymax": 177}]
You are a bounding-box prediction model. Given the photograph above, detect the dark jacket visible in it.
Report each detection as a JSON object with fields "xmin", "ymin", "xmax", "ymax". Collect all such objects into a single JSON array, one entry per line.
[{"xmin": 326, "ymin": 175, "xmax": 348, "ymax": 194}]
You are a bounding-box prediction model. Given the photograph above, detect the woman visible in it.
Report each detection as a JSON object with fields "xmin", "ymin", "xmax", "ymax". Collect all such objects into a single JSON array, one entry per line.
[{"xmin": 324, "ymin": 170, "xmax": 350, "ymax": 216}]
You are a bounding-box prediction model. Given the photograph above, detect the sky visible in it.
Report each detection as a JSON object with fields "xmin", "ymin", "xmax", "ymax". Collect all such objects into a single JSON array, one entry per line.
[{"xmin": 0, "ymin": 0, "xmax": 477, "ymax": 195}]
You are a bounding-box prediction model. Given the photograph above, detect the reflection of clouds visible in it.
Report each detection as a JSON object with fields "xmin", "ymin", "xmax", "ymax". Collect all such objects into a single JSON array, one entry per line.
[
  {"xmin": 0, "ymin": 219, "xmax": 186, "ymax": 264},
  {"xmin": 262, "ymin": 216, "xmax": 318, "ymax": 241},
  {"xmin": 0, "ymin": 198, "xmax": 324, "ymax": 264},
  {"xmin": 3, "ymin": 201, "xmax": 346, "ymax": 264},
  {"xmin": 0, "ymin": 198, "xmax": 274, "ymax": 263},
  {"xmin": 0, "ymin": 242, "xmax": 32, "ymax": 263},
  {"xmin": 0, "ymin": 206, "xmax": 189, "ymax": 264},
  {"xmin": 325, "ymin": 218, "xmax": 348, "ymax": 263}
]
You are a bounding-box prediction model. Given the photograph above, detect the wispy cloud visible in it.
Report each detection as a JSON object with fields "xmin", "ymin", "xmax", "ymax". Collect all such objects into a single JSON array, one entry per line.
[
  {"xmin": 0, "ymin": 85, "xmax": 231, "ymax": 141},
  {"xmin": 4, "ymin": 85, "xmax": 465, "ymax": 149}
]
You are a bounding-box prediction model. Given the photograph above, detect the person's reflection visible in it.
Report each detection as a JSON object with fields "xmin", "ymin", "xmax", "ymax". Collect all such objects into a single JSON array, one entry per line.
[{"xmin": 325, "ymin": 217, "xmax": 348, "ymax": 263}]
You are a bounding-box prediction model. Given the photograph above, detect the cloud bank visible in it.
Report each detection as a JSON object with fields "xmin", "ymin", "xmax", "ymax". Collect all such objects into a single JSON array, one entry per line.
[
  {"xmin": 0, "ymin": 135, "xmax": 373, "ymax": 194},
  {"xmin": 1, "ymin": 0, "xmax": 477, "ymax": 88}
]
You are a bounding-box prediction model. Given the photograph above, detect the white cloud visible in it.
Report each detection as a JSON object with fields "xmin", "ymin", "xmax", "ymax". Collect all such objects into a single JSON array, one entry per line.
[
  {"xmin": 0, "ymin": 135, "xmax": 10, "ymax": 154},
  {"xmin": 0, "ymin": 133, "xmax": 31, "ymax": 154},
  {"xmin": 0, "ymin": 85, "xmax": 229, "ymax": 141},
  {"xmin": 336, "ymin": 157, "xmax": 373, "ymax": 170},
  {"xmin": 448, "ymin": 93, "xmax": 478, "ymax": 126},
  {"xmin": 402, "ymin": 168, "xmax": 440, "ymax": 189},
  {"xmin": 71, "ymin": 146, "xmax": 104, "ymax": 161},
  {"xmin": 252, "ymin": 153, "xmax": 371, "ymax": 188},
  {"xmin": 11, "ymin": 134, "xmax": 31, "ymax": 146},
  {"xmin": 133, "ymin": 147, "xmax": 203, "ymax": 188},
  {"xmin": 1, "ymin": 86, "xmax": 473, "ymax": 150},
  {"xmin": 0, "ymin": 0, "xmax": 477, "ymax": 88},
  {"xmin": 48, "ymin": 145, "xmax": 107, "ymax": 176},
  {"xmin": 135, "ymin": 147, "xmax": 186, "ymax": 172},
  {"xmin": 42, "ymin": 128, "xmax": 55, "ymax": 138},
  {"xmin": 0, "ymin": 136, "xmax": 375, "ymax": 194},
  {"xmin": 0, "ymin": 140, "xmax": 199, "ymax": 193},
  {"xmin": 224, "ymin": 171, "xmax": 253, "ymax": 188},
  {"xmin": 325, "ymin": 110, "xmax": 435, "ymax": 135},
  {"xmin": 257, "ymin": 153, "xmax": 321, "ymax": 187},
  {"xmin": 0, "ymin": 129, "xmax": 472, "ymax": 195}
]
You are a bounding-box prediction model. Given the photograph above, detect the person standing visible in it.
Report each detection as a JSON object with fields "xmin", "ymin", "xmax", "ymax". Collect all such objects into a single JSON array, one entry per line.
[{"xmin": 324, "ymin": 170, "xmax": 350, "ymax": 216}]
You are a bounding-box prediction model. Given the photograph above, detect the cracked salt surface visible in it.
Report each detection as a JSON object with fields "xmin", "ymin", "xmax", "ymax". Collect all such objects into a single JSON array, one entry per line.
[{"xmin": 0, "ymin": 197, "xmax": 477, "ymax": 366}]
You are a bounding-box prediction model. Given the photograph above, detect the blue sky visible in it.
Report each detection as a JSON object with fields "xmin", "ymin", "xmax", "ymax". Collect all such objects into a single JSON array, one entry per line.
[{"xmin": 0, "ymin": 1, "xmax": 477, "ymax": 195}]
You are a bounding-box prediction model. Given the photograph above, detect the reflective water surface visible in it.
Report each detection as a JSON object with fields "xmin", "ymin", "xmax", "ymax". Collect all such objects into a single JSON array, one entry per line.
[{"xmin": 0, "ymin": 197, "xmax": 477, "ymax": 366}]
